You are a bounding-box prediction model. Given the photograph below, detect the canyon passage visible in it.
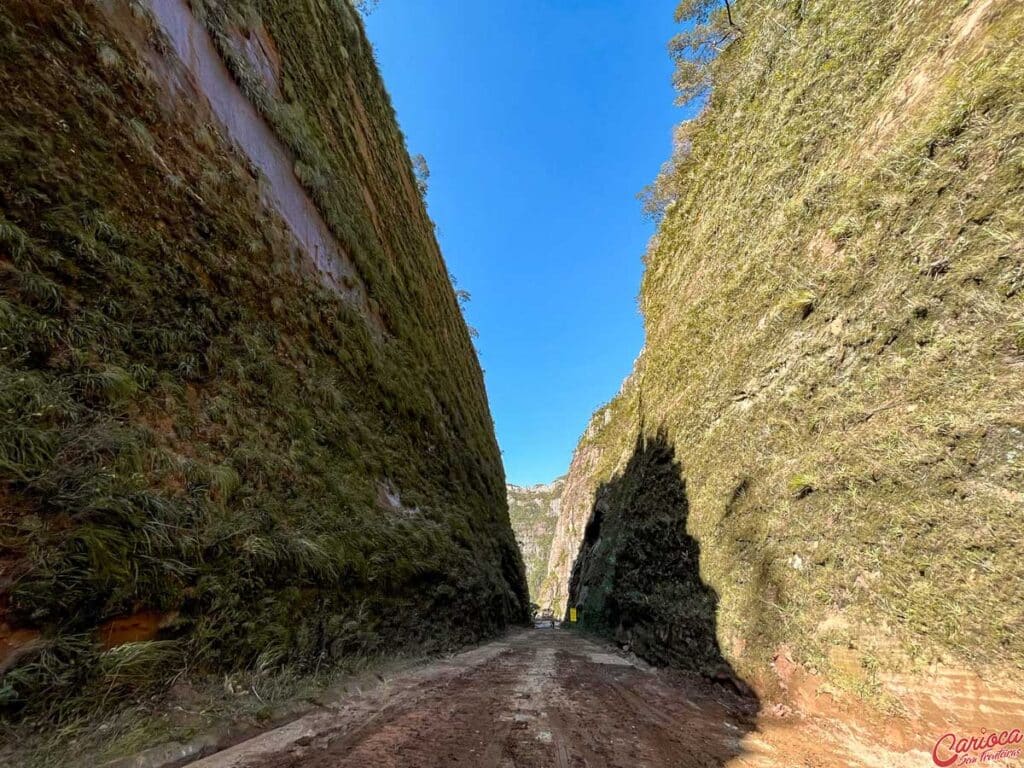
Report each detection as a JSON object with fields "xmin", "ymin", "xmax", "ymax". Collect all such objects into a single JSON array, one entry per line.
[{"xmin": 1, "ymin": 0, "xmax": 1023, "ymax": 767}]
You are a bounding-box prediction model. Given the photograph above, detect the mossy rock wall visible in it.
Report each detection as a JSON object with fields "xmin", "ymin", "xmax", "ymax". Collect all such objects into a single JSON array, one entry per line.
[
  {"xmin": 0, "ymin": 0, "xmax": 527, "ymax": 718},
  {"xmin": 564, "ymin": 0, "xmax": 1024, "ymax": 702}
]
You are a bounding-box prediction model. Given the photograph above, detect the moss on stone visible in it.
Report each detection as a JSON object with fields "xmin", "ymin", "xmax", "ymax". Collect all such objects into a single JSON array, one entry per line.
[
  {"xmin": 0, "ymin": 0, "xmax": 527, "ymax": 730},
  {"xmin": 562, "ymin": 0, "xmax": 1024, "ymax": 704}
]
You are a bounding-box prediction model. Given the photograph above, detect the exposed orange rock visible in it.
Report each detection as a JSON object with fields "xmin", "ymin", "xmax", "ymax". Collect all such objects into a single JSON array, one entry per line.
[
  {"xmin": 98, "ymin": 611, "xmax": 178, "ymax": 649},
  {"xmin": 230, "ymin": 21, "xmax": 283, "ymax": 98},
  {"xmin": 0, "ymin": 624, "xmax": 42, "ymax": 674}
]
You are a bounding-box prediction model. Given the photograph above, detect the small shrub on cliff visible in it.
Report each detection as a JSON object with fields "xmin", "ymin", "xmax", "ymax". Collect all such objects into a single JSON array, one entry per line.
[{"xmin": 669, "ymin": 0, "xmax": 742, "ymax": 106}]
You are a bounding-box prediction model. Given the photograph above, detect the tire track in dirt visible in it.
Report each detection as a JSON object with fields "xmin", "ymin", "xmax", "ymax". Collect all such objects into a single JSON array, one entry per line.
[
  {"xmin": 228, "ymin": 631, "xmax": 757, "ymax": 768},
  {"xmin": 186, "ymin": 630, "xmax": 952, "ymax": 767}
]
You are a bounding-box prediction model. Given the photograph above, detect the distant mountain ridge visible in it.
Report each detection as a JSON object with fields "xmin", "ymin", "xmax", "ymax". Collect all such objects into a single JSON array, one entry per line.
[{"xmin": 507, "ymin": 478, "xmax": 566, "ymax": 603}]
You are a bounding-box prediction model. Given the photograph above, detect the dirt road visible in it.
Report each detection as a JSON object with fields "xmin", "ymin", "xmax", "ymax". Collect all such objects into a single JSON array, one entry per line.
[
  {"xmin": 185, "ymin": 629, "xmax": 936, "ymax": 768},
  {"xmin": 185, "ymin": 630, "xmax": 753, "ymax": 768}
]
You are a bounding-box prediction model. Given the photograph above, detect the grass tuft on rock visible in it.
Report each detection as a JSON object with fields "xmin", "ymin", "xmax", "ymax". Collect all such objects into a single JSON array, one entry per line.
[{"xmin": 0, "ymin": 0, "xmax": 527, "ymax": 750}]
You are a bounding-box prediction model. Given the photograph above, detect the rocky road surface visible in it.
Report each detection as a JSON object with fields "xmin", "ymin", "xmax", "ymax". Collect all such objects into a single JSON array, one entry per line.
[{"xmin": 184, "ymin": 629, "xmax": 935, "ymax": 768}]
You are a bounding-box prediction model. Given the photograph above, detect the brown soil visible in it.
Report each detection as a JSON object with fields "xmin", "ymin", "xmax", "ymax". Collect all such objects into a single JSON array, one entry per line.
[
  {"xmin": 0, "ymin": 624, "xmax": 42, "ymax": 674},
  {"xmin": 98, "ymin": 610, "xmax": 179, "ymax": 649},
  {"xmin": 184, "ymin": 630, "xmax": 953, "ymax": 768}
]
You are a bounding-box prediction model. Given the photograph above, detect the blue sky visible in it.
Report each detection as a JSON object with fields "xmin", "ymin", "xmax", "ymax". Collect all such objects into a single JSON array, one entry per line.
[{"xmin": 365, "ymin": 1, "xmax": 690, "ymax": 486}]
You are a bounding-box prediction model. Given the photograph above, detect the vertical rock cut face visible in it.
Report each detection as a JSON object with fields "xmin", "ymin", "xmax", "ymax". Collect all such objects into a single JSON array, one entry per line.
[
  {"xmin": 0, "ymin": 0, "xmax": 527, "ymax": 717},
  {"xmin": 541, "ymin": 0, "xmax": 1024, "ymax": 732},
  {"xmin": 139, "ymin": 0, "xmax": 363, "ymax": 301}
]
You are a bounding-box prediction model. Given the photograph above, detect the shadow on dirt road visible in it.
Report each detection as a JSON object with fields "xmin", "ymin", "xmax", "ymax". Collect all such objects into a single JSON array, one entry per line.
[
  {"xmin": 568, "ymin": 426, "xmax": 759, "ymax": 694},
  {"xmin": 200, "ymin": 629, "xmax": 757, "ymax": 768}
]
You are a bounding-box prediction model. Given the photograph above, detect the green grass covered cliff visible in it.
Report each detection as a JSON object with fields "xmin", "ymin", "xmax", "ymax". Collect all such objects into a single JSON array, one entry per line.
[
  {"xmin": 561, "ymin": 0, "xmax": 1023, "ymax": 705},
  {"xmin": 0, "ymin": 0, "xmax": 527, "ymax": 725}
]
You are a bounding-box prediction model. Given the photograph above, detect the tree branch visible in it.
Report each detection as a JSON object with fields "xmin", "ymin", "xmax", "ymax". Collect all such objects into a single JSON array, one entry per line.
[{"xmin": 723, "ymin": 0, "xmax": 743, "ymax": 33}]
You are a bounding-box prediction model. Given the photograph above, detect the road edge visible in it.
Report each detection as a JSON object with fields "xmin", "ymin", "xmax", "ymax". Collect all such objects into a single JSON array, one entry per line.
[{"xmin": 104, "ymin": 630, "xmax": 530, "ymax": 768}]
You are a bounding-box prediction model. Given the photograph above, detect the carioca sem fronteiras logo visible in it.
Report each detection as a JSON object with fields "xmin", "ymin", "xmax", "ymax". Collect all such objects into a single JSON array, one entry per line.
[{"xmin": 932, "ymin": 728, "xmax": 1023, "ymax": 766}]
